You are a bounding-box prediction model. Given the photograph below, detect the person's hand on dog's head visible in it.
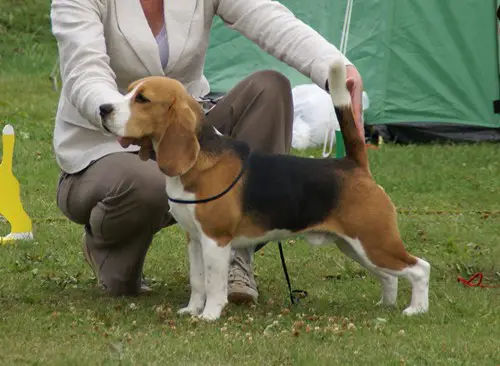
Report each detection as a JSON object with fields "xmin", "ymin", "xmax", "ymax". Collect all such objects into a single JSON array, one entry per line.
[{"xmin": 346, "ymin": 65, "xmax": 364, "ymax": 140}]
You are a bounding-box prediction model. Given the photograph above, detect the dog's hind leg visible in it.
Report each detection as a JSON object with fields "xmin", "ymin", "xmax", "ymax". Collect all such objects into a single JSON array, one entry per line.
[
  {"xmin": 306, "ymin": 232, "xmax": 398, "ymax": 306},
  {"xmin": 337, "ymin": 234, "xmax": 430, "ymax": 315},
  {"xmin": 178, "ymin": 235, "xmax": 206, "ymax": 316},
  {"xmin": 375, "ymin": 274, "xmax": 398, "ymax": 307},
  {"xmin": 335, "ymin": 238, "xmax": 399, "ymax": 307},
  {"xmin": 401, "ymin": 257, "xmax": 430, "ymax": 315}
]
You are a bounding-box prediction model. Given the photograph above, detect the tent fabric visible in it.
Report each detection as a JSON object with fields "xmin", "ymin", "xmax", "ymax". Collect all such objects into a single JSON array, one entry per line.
[
  {"xmin": 204, "ymin": 0, "xmax": 500, "ymax": 141},
  {"xmin": 497, "ymin": 1, "xmax": 500, "ymax": 86}
]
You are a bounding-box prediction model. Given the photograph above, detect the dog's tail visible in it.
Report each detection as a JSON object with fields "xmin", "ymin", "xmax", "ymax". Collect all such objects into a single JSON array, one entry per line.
[{"xmin": 328, "ymin": 59, "xmax": 368, "ymax": 171}]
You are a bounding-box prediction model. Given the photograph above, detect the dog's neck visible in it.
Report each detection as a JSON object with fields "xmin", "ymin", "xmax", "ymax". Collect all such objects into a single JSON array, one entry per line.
[
  {"xmin": 180, "ymin": 120, "xmax": 250, "ymax": 189},
  {"xmin": 196, "ymin": 121, "xmax": 225, "ymax": 155}
]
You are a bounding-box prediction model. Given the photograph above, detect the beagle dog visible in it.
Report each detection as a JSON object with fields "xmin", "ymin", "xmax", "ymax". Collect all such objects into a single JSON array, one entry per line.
[{"xmin": 100, "ymin": 59, "xmax": 430, "ymax": 321}]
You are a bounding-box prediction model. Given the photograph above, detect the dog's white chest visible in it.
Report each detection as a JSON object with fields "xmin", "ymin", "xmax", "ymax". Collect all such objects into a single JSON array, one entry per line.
[{"xmin": 165, "ymin": 177, "xmax": 200, "ymax": 236}]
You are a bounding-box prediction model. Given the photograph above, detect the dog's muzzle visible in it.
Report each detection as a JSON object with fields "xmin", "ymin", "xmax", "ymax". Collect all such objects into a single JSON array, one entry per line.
[{"xmin": 99, "ymin": 104, "xmax": 114, "ymax": 133}]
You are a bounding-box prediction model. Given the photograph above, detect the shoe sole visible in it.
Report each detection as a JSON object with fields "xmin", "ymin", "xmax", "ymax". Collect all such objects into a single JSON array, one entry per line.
[{"xmin": 227, "ymin": 288, "xmax": 258, "ymax": 304}]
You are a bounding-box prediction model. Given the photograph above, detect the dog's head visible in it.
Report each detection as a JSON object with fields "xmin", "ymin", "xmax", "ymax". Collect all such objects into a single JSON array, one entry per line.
[{"xmin": 100, "ymin": 76, "xmax": 204, "ymax": 177}]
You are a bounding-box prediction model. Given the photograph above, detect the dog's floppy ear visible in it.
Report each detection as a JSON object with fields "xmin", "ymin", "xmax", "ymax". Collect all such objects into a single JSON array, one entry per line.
[
  {"xmin": 127, "ymin": 78, "xmax": 146, "ymax": 93},
  {"xmin": 156, "ymin": 97, "xmax": 201, "ymax": 177}
]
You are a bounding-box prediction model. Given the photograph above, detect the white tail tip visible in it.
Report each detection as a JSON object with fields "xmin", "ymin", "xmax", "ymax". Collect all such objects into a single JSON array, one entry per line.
[
  {"xmin": 2, "ymin": 124, "xmax": 14, "ymax": 135},
  {"xmin": 328, "ymin": 59, "xmax": 351, "ymax": 108}
]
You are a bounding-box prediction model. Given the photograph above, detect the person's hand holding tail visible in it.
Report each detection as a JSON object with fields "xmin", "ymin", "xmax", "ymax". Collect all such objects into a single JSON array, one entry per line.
[{"xmin": 345, "ymin": 65, "xmax": 365, "ymax": 140}]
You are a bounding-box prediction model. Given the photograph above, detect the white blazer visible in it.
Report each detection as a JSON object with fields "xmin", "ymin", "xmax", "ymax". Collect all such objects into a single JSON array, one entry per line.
[{"xmin": 51, "ymin": 0, "xmax": 351, "ymax": 174}]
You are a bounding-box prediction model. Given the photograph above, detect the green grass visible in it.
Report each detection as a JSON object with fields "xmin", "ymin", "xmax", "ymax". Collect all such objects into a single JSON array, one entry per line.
[{"xmin": 1, "ymin": 1, "xmax": 500, "ymax": 365}]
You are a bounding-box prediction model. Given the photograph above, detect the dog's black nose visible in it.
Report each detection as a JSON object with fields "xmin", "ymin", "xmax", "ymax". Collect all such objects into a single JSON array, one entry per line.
[{"xmin": 99, "ymin": 104, "xmax": 114, "ymax": 119}]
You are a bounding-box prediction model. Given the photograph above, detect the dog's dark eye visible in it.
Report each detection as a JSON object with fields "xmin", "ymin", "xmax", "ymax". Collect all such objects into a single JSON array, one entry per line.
[{"xmin": 135, "ymin": 93, "xmax": 150, "ymax": 104}]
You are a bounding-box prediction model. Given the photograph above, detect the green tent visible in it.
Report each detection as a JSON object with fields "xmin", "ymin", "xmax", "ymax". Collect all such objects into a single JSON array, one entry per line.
[{"xmin": 204, "ymin": 0, "xmax": 500, "ymax": 143}]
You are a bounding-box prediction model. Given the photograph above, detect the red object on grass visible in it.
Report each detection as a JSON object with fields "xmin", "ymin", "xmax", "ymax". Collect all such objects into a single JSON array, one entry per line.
[{"xmin": 457, "ymin": 272, "xmax": 500, "ymax": 288}]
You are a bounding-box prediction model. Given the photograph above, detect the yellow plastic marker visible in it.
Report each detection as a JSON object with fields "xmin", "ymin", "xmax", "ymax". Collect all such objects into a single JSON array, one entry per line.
[{"xmin": 0, "ymin": 124, "xmax": 33, "ymax": 244}]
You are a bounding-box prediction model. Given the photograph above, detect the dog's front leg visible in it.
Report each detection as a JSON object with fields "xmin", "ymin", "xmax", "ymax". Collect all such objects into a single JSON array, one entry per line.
[
  {"xmin": 178, "ymin": 237, "xmax": 206, "ymax": 316},
  {"xmin": 199, "ymin": 235, "xmax": 231, "ymax": 321}
]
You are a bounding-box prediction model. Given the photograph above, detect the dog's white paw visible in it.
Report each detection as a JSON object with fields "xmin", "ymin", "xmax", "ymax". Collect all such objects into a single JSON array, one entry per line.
[
  {"xmin": 177, "ymin": 306, "xmax": 203, "ymax": 316},
  {"xmin": 376, "ymin": 299, "xmax": 397, "ymax": 307},
  {"xmin": 198, "ymin": 308, "xmax": 222, "ymax": 321},
  {"xmin": 402, "ymin": 306, "xmax": 427, "ymax": 316}
]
